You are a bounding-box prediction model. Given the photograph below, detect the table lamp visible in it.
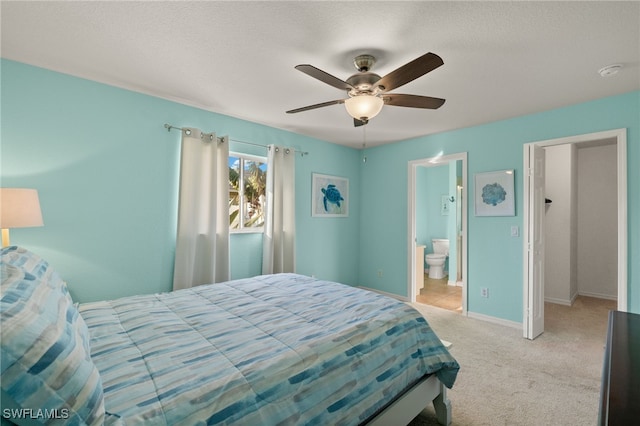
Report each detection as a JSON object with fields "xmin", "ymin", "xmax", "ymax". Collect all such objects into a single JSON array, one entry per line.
[{"xmin": 0, "ymin": 188, "xmax": 44, "ymax": 247}]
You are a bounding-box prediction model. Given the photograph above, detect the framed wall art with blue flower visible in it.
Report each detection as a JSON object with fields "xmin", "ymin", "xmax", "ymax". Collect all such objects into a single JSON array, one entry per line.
[
  {"xmin": 474, "ymin": 170, "xmax": 515, "ymax": 216},
  {"xmin": 312, "ymin": 173, "xmax": 348, "ymax": 217}
]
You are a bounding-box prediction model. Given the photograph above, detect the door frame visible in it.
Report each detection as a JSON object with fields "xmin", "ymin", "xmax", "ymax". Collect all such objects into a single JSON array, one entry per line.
[
  {"xmin": 408, "ymin": 152, "xmax": 468, "ymax": 314},
  {"xmin": 522, "ymin": 128, "xmax": 627, "ymax": 339}
]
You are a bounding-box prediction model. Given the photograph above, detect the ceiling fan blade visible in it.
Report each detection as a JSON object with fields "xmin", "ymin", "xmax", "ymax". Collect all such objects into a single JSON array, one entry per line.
[
  {"xmin": 295, "ymin": 64, "xmax": 354, "ymax": 91},
  {"xmin": 286, "ymin": 99, "xmax": 346, "ymax": 114},
  {"xmin": 383, "ymin": 94, "xmax": 446, "ymax": 109},
  {"xmin": 375, "ymin": 52, "xmax": 444, "ymax": 92},
  {"xmin": 353, "ymin": 118, "xmax": 368, "ymax": 127}
]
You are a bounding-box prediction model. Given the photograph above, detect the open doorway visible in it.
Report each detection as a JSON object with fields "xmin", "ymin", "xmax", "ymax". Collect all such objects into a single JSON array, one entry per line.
[
  {"xmin": 523, "ymin": 129, "xmax": 627, "ymax": 339},
  {"xmin": 408, "ymin": 152, "xmax": 467, "ymax": 315}
]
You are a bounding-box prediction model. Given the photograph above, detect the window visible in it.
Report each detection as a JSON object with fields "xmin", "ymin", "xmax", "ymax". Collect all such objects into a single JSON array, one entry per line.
[{"xmin": 229, "ymin": 153, "xmax": 267, "ymax": 231}]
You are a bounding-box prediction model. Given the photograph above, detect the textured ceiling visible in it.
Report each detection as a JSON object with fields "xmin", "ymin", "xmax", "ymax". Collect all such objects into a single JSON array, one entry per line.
[{"xmin": 2, "ymin": 1, "xmax": 639, "ymax": 148}]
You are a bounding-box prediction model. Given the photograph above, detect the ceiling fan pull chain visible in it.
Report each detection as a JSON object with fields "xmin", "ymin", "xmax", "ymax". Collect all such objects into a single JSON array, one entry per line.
[{"xmin": 362, "ymin": 126, "xmax": 368, "ymax": 163}]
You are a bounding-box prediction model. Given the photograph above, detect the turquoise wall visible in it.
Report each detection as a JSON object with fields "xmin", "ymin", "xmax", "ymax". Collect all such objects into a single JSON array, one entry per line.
[
  {"xmin": 2, "ymin": 59, "xmax": 638, "ymax": 321},
  {"xmin": 229, "ymin": 232, "xmax": 263, "ymax": 279},
  {"xmin": 359, "ymin": 91, "xmax": 639, "ymax": 321},
  {"xmin": 1, "ymin": 59, "xmax": 361, "ymax": 302}
]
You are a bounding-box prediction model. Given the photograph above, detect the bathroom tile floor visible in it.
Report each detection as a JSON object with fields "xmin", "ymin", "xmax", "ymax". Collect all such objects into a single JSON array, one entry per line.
[{"xmin": 416, "ymin": 274, "xmax": 462, "ymax": 313}]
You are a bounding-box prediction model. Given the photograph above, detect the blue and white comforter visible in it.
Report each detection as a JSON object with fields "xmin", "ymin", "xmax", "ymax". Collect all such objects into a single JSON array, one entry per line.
[{"xmin": 79, "ymin": 273, "xmax": 459, "ymax": 425}]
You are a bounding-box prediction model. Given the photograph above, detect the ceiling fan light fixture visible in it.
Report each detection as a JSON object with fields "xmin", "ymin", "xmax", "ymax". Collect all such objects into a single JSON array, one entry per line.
[
  {"xmin": 289, "ymin": 52, "xmax": 445, "ymax": 127},
  {"xmin": 344, "ymin": 95, "xmax": 384, "ymax": 121}
]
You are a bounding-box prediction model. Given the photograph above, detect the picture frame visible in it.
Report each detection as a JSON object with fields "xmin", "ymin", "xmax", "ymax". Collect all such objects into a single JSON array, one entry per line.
[
  {"xmin": 474, "ymin": 170, "xmax": 515, "ymax": 216},
  {"xmin": 312, "ymin": 173, "xmax": 349, "ymax": 217}
]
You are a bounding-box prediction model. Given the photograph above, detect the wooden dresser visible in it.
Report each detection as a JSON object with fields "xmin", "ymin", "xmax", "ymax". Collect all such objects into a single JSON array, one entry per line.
[{"xmin": 598, "ymin": 310, "xmax": 640, "ymax": 425}]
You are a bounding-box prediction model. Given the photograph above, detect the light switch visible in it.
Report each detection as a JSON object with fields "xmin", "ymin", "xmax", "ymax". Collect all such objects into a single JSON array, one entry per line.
[{"xmin": 511, "ymin": 226, "xmax": 519, "ymax": 237}]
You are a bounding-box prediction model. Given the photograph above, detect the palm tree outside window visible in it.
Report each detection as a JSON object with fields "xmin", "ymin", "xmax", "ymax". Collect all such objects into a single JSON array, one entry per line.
[{"xmin": 229, "ymin": 153, "xmax": 267, "ymax": 231}]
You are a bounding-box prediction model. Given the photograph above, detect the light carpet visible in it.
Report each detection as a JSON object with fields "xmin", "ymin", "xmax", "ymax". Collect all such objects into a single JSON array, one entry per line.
[{"xmin": 407, "ymin": 297, "xmax": 615, "ymax": 425}]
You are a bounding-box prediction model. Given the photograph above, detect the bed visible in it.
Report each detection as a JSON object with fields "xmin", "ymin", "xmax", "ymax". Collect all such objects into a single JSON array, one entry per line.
[{"xmin": 1, "ymin": 246, "xmax": 459, "ymax": 425}]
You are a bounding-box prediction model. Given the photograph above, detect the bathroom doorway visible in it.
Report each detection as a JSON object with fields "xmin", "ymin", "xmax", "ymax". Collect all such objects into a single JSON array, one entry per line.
[
  {"xmin": 408, "ymin": 152, "xmax": 467, "ymax": 314},
  {"xmin": 523, "ymin": 129, "xmax": 627, "ymax": 339}
]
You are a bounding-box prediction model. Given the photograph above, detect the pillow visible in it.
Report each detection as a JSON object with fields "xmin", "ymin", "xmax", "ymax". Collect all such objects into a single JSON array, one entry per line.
[
  {"xmin": 0, "ymin": 246, "xmax": 73, "ymax": 303},
  {"xmin": 1, "ymin": 246, "xmax": 49, "ymax": 277},
  {"xmin": 1, "ymin": 259, "xmax": 105, "ymax": 425},
  {"xmin": 1, "ymin": 246, "xmax": 80, "ymax": 350}
]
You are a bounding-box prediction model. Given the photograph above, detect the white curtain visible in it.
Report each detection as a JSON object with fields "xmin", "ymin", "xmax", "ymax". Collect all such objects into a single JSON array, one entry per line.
[
  {"xmin": 262, "ymin": 145, "xmax": 296, "ymax": 274},
  {"xmin": 173, "ymin": 128, "xmax": 230, "ymax": 290}
]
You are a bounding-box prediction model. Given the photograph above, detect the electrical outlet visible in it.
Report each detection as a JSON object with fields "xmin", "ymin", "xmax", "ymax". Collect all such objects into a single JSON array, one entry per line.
[
  {"xmin": 481, "ymin": 287, "xmax": 489, "ymax": 298},
  {"xmin": 377, "ymin": 269, "xmax": 383, "ymax": 278}
]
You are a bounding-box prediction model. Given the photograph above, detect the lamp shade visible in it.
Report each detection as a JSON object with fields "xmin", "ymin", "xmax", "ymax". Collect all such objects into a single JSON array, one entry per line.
[
  {"xmin": 0, "ymin": 188, "xmax": 44, "ymax": 228},
  {"xmin": 344, "ymin": 95, "xmax": 384, "ymax": 120}
]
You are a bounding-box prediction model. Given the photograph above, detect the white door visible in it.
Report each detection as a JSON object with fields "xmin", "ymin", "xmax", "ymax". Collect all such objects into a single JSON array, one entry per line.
[{"xmin": 526, "ymin": 144, "xmax": 545, "ymax": 339}]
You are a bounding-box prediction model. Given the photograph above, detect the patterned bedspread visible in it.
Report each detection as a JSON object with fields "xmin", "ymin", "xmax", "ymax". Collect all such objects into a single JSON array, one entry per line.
[{"xmin": 79, "ymin": 273, "xmax": 459, "ymax": 425}]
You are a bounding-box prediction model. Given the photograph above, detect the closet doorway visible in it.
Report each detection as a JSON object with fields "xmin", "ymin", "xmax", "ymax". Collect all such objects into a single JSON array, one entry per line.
[
  {"xmin": 523, "ymin": 129, "xmax": 627, "ymax": 339},
  {"xmin": 408, "ymin": 152, "xmax": 468, "ymax": 314}
]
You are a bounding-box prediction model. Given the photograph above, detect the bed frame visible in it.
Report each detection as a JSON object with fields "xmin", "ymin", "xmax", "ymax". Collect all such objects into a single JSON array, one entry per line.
[
  {"xmin": 367, "ymin": 374, "xmax": 451, "ymax": 426},
  {"xmin": 2, "ymin": 375, "xmax": 451, "ymax": 426},
  {"xmin": 1, "ymin": 377, "xmax": 450, "ymax": 426}
]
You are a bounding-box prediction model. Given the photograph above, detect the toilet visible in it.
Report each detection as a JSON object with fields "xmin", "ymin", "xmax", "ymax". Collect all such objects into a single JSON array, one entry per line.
[{"xmin": 425, "ymin": 239, "xmax": 449, "ymax": 279}]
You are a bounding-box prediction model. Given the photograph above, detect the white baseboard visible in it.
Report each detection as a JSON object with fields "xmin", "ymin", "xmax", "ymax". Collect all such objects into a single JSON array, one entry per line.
[
  {"xmin": 544, "ymin": 296, "xmax": 573, "ymax": 306},
  {"xmin": 577, "ymin": 290, "xmax": 617, "ymax": 301},
  {"xmin": 467, "ymin": 311, "xmax": 522, "ymax": 330},
  {"xmin": 545, "ymin": 292, "xmax": 579, "ymax": 306},
  {"xmin": 358, "ymin": 286, "xmax": 410, "ymax": 302},
  {"xmin": 571, "ymin": 292, "xmax": 579, "ymax": 305},
  {"xmin": 362, "ymin": 286, "xmax": 523, "ymax": 332}
]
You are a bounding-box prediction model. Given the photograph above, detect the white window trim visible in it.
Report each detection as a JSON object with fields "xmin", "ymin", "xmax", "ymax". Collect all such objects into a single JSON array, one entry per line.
[{"xmin": 229, "ymin": 151, "xmax": 267, "ymax": 234}]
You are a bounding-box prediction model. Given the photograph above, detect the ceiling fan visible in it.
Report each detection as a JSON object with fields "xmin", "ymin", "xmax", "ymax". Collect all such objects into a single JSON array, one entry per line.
[{"xmin": 286, "ymin": 52, "xmax": 446, "ymax": 126}]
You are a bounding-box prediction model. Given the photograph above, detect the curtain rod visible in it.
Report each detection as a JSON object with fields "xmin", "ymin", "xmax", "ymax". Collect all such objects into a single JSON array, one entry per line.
[
  {"xmin": 164, "ymin": 124, "xmax": 309, "ymax": 156},
  {"xmin": 164, "ymin": 123, "xmax": 223, "ymax": 142}
]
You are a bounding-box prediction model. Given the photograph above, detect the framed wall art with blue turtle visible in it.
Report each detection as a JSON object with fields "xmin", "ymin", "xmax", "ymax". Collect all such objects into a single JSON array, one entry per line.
[
  {"xmin": 474, "ymin": 170, "xmax": 515, "ymax": 216},
  {"xmin": 312, "ymin": 173, "xmax": 348, "ymax": 217}
]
